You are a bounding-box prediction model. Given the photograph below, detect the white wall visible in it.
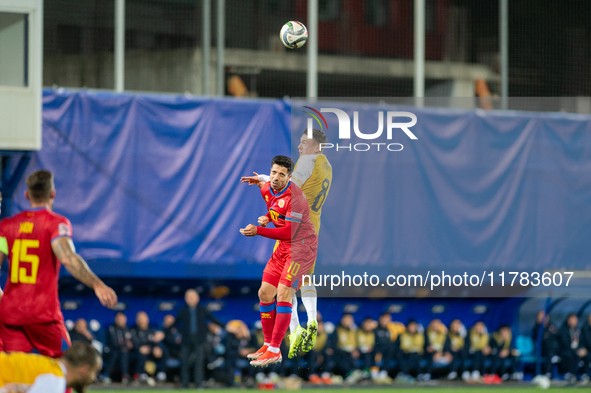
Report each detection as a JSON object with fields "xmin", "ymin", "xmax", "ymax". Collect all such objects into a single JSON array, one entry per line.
[
  {"xmin": 0, "ymin": 0, "xmax": 42, "ymax": 150},
  {"xmin": 0, "ymin": 12, "xmax": 26, "ymax": 87}
]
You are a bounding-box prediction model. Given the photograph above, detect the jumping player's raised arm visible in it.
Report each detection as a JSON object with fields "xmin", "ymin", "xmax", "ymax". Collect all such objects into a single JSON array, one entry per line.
[{"xmin": 51, "ymin": 237, "xmax": 118, "ymax": 308}]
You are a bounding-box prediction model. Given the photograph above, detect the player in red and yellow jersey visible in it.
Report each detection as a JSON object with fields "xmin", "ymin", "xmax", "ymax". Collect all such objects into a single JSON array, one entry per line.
[
  {"xmin": 0, "ymin": 341, "xmax": 102, "ymax": 393},
  {"xmin": 0, "ymin": 170, "xmax": 117, "ymax": 357},
  {"xmin": 240, "ymin": 156, "xmax": 318, "ymax": 366},
  {"xmin": 241, "ymin": 129, "xmax": 332, "ymax": 357}
]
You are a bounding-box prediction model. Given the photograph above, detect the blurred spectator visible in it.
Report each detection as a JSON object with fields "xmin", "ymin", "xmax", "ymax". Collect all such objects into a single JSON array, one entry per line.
[
  {"xmin": 397, "ymin": 319, "xmax": 426, "ymax": 380},
  {"xmin": 130, "ymin": 311, "xmax": 165, "ymax": 384},
  {"xmin": 307, "ymin": 319, "xmax": 332, "ymax": 384},
  {"xmin": 103, "ymin": 312, "xmax": 132, "ymax": 384},
  {"xmin": 447, "ymin": 319, "xmax": 467, "ymax": 380},
  {"xmin": 250, "ymin": 321, "xmax": 264, "ymax": 353},
  {"xmin": 204, "ymin": 322, "xmax": 225, "ymax": 379},
  {"xmin": 225, "ymin": 320, "xmax": 253, "ymax": 386},
  {"xmin": 581, "ymin": 314, "xmax": 591, "ymax": 382},
  {"xmin": 490, "ymin": 325, "xmax": 519, "ymax": 380},
  {"xmin": 466, "ymin": 321, "xmax": 490, "ymax": 381},
  {"xmin": 532, "ymin": 310, "xmax": 558, "ymax": 377},
  {"xmin": 424, "ymin": 319, "xmax": 452, "ymax": 381},
  {"xmin": 330, "ymin": 314, "xmax": 361, "ymax": 383},
  {"xmin": 372, "ymin": 313, "xmax": 394, "ymax": 383},
  {"xmin": 387, "ymin": 320, "xmax": 406, "ymax": 343},
  {"xmin": 173, "ymin": 289, "xmax": 224, "ymax": 388},
  {"xmin": 162, "ymin": 314, "xmax": 182, "ymax": 361},
  {"xmin": 70, "ymin": 318, "xmax": 93, "ymax": 345},
  {"xmin": 357, "ymin": 317, "xmax": 376, "ymax": 370},
  {"xmin": 557, "ymin": 313, "xmax": 587, "ymax": 383}
]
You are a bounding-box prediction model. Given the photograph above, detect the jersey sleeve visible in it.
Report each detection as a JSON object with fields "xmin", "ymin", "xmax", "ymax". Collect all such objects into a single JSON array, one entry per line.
[
  {"xmin": 27, "ymin": 373, "xmax": 67, "ymax": 393},
  {"xmin": 285, "ymin": 193, "xmax": 304, "ymax": 223},
  {"xmin": 0, "ymin": 220, "xmax": 8, "ymax": 255},
  {"xmin": 291, "ymin": 156, "xmax": 315, "ymax": 188},
  {"xmin": 0, "ymin": 236, "xmax": 7, "ymax": 255},
  {"xmin": 260, "ymin": 183, "xmax": 270, "ymax": 197},
  {"xmin": 50, "ymin": 217, "xmax": 73, "ymax": 242}
]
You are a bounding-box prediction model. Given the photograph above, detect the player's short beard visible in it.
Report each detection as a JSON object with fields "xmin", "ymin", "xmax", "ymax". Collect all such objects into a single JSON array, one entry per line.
[{"xmin": 272, "ymin": 179, "xmax": 287, "ymax": 191}]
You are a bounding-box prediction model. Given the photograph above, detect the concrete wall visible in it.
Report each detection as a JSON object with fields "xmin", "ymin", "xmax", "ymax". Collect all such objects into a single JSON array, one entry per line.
[
  {"xmin": 44, "ymin": 47, "xmax": 498, "ymax": 97},
  {"xmin": 44, "ymin": 48, "xmax": 218, "ymax": 94}
]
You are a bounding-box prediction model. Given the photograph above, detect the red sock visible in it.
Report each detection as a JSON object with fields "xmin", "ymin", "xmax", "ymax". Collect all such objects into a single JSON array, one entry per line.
[
  {"xmin": 260, "ymin": 301, "xmax": 277, "ymax": 343},
  {"xmin": 270, "ymin": 302, "xmax": 292, "ymax": 348}
]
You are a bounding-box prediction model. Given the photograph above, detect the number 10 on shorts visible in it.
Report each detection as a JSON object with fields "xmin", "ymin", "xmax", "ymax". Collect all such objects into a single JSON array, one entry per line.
[{"xmin": 287, "ymin": 261, "xmax": 300, "ymax": 279}]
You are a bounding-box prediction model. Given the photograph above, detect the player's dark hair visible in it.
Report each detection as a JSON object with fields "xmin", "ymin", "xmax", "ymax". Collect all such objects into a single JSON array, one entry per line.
[
  {"xmin": 271, "ymin": 155, "xmax": 294, "ymax": 175},
  {"xmin": 302, "ymin": 128, "xmax": 328, "ymax": 150},
  {"xmin": 62, "ymin": 341, "xmax": 101, "ymax": 370},
  {"xmin": 26, "ymin": 170, "xmax": 54, "ymax": 202}
]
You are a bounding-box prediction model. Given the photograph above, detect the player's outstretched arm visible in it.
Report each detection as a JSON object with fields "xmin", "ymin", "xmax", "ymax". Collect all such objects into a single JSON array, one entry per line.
[
  {"xmin": 240, "ymin": 172, "xmax": 266, "ymax": 188},
  {"xmin": 52, "ymin": 237, "xmax": 118, "ymax": 308}
]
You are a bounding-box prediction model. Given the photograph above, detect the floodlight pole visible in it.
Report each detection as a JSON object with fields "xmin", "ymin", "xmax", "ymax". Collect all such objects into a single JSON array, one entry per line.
[
  {"xmin": 216, "ymin": 0, "xmax": 225, "ymax": 96},
  {"xmin": 414, "ymin": 0, "xmax": 425, "ymax": 106},
  {"xmin": 202, "ymin": 0, "xmax": 211, "ymax": 95},
  {"xmin": 114, "ymin": 0, "xmax": 125, "ymax": 92},
  {"xmin": 500, "ymin": 0, "xmax": 509, "ymax": 109},
  {"xmin": 307, "ymin": 0, "xmax": 318, "ymax": 99}
]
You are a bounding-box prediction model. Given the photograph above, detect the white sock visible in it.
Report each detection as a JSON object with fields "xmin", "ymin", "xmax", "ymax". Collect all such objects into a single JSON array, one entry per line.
[
  {"xmin": 267, "ymin": 346, "xmax": 280, "ymax": 354},
  {"xmin": 301, "ymin": 283, "xmax": 317, "ymax": 323},
  {"xmin": 290, "ymin": 293, "xmax": 300, "ymax": 333},
  {"xmin": 263, "ymin": 342, "xmax": 270, "ymax": 346}
]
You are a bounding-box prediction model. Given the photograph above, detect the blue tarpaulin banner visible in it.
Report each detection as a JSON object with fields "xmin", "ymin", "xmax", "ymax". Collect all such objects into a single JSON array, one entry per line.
[{"xmin": 7, "ymin": 90, "xmax": 591, "ymax": 278}]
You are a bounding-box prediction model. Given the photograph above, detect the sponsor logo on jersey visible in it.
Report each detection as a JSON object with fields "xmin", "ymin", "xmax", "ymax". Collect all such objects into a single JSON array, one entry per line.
[
  {"xmin": 58, "ymin": 223, "xmax": 71, "ymax": 237},
  {"xmin": 265, "ymin": 195, "xmax": 269, "ymax": 201},
  {"xmin": 19, "ymin": 222, "xmax": 34, "ymax": 234}
]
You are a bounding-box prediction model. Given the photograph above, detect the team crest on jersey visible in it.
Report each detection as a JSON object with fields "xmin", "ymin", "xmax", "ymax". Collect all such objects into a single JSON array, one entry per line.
[
  {"xmin": 278, "ymin": 199, "xmax": 285, "ymax": 208},
  {"xmin": 58, "ymin": 223, "xmax": 71, "ymax": 237}
]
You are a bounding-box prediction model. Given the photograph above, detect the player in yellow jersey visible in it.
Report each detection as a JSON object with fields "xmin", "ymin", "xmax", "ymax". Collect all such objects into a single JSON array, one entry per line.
[
  {"xmin": 241, "ymin": 129, "xmax": 332, "ymax": 358},
  {"xmin": 0, "ymin": 341, "xmax": 101, "ymax": 393}
]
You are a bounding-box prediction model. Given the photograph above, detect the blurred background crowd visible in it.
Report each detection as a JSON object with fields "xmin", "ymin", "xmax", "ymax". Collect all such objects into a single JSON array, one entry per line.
[{"xmin": 65, "ymin": 290, "xmax": 591, "ymax": 387}]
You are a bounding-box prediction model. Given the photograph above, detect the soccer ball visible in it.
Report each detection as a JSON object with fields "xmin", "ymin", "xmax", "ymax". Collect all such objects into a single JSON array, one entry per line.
[
  {"xmin": 532, "ymin": 375, "xmax": 550, "ymax": 390},
  {"xmin": 280, "ymin": 21, "xmax": 308, "ymax": 49}
]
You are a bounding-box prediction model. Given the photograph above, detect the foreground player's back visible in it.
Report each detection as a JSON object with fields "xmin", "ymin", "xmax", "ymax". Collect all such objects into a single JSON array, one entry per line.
[
  {"xmin": 0, "ymin": 351, "xmax": 65, "ymax": 389},
  {"xmin": 287, "ymin": 182, "xmax": 317, "ymax": 242},
  {"xmin": 0, "ymin": 207, "xmax": 71, "ymax": 325},
  {"xmin": 294, "ymin": 154, "xmax": 332, "ymax": 234}
]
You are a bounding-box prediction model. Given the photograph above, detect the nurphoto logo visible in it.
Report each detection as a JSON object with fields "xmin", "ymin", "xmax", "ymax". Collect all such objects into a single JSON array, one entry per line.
[{"xmin": 303, "ymin": 106, "xmax": 418, "ymax": 152}]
